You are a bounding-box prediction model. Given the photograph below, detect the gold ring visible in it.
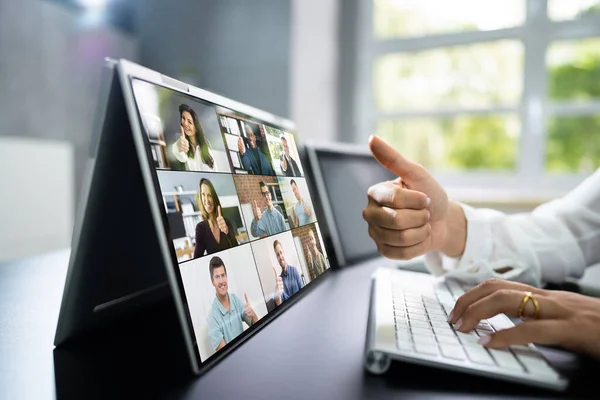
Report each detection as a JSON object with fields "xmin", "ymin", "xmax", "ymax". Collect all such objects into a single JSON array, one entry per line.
[{"xmin": 517, "ymin": 291, "xmax": 540, "ymax": 320}]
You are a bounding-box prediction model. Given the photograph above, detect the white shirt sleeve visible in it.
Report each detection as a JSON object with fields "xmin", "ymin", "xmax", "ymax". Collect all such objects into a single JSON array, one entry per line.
[
  {"xmin": 424, "ymin": 169, "xmax": 600, "ymax": 287},
  {"xmin": 172, "ymin": 139, "xmax": 189, "ymax": 163}
]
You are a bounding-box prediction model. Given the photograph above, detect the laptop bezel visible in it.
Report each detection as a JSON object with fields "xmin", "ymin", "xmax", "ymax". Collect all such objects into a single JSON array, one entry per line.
[{"xmin": 116, "ymin": 59, "xmax": 332, "ymax": 375}]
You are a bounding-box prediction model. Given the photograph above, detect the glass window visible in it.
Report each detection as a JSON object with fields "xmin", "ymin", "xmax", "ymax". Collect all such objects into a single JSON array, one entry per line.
[
  {"xmin": 376, "ymin": 114, "xmax": 519, "ymax": 170},
  {"xmin": 374, "ymin": 41, "xmax": 523, "ymax": 111},
  {"xmin": 373, "ymin": 0, "xmax": 524, "ymax": 39},
  {"xmin": 548, "ymin": 37, "xmax": 600, "ymax": 102},
  {"xmin": 546, "ymin": 115, "xmax": 600, "ymax": 173},
  {"xmin": 548, "ymin": 0, "xmax": 600, "ymax": 21}
]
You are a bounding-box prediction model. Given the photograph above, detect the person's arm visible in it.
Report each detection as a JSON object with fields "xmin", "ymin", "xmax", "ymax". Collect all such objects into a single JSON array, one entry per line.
[
  {"xmin": 241, "ymin": 293, "xmax": 258, "ymax": 325},
  {"xmin": 215, "ymin": 339, "xmax": 226, "ymax": 351},
  {"xmin": 209, "ymin": 313, "xmax": 225, "ymax": 351},
  {"xmin": 427, "ymin": 170, "xmax": 600, "ymax": 287},
  {"xmin": 250, "ymin": 215, "xmax": 266, "ymax": 238},
  {"xmin": 193, "ymin": 222, "xmax": 206, "ymax": 258},
  {"xmin": 363, "ymin": 135, "xmax": 600, "ymax": 287},
  {"xmin": 448, "ymin": 278, "xmax": 600, "ymax": 359},
  {"xmin": 240, "ymin": 149, "xmax": 253, "ymax": 172},
  {"xmin": 172, "ymin": 140, "xmax": 189, "ymax": 163}
]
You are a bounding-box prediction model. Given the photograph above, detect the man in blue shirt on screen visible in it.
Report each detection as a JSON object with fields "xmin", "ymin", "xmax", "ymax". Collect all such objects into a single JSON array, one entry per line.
[
  {"xmin": 208, "ymin": 256, "xmax": 259, "ymax": 352},
  {"xmin": 237, "ymin": 125, "xmax": 275, "ymax": 175},
  {"xmin": 273, "ymin": 240, "xmax": 303, "ymax": 306},
  {"xmin": 251, "ymin": 181, "xmax": 287, "ymax": 237}
]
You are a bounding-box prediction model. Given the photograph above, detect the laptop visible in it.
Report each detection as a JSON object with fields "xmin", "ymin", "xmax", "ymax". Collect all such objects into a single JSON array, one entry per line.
[
  {"xmin": 304, "ymin": 142, "xmax": 569, "ymax": 391},
  {"xmin": 55, "ymin": 59, "xmax": 332, "ymax": 375}
]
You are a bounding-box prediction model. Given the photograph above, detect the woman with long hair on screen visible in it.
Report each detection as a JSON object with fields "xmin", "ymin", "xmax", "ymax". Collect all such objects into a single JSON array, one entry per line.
[
  {"xmin": 172, "ymin": 104, "xmax": 217, "ymax": 171},
  {"xmin": 194, "ymin": 178, "xmax": 239, "ymax": 258}
]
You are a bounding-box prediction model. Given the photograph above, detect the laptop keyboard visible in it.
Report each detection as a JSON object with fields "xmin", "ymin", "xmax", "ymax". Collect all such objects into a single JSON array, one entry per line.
[{"xmin": 392, "ymin": 280, "xmax": 560, "ymax": 380}]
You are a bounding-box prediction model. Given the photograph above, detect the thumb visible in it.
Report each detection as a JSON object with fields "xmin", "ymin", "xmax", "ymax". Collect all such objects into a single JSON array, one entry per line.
[
  {"xmin": 180, "ymin": 124, "xmax": 185, "ymax": 139},
  {"xmin": 368, "ymin": 135, "xmax": 427, "ymax": 181},
  {"xmin": 273, "ymin": 267, "xmax": 277, "ymax": 277},
  {"xmin": 218, "ymin": 206, "xmax": 222, "ymax": 218},
  {"xmin": 244, "ymin": 293, "xmax": 249, "ymax": 304}
]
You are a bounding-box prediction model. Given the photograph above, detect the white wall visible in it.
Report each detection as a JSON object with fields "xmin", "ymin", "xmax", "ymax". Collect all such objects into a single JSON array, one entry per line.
[
  {"xmin": 291, "ymin": 0, "xmax": 340, "ymax": 141},
  {"xmin": 0, "ymin": 138, "xmax": 73, "ymax": 262},
  {"xmin": 178, "ymin": 244, "xmax": 268, "ymax": 361},
  {"xmin": 0, "ymin": 0, "xmax": 137, "ymax": 260}
]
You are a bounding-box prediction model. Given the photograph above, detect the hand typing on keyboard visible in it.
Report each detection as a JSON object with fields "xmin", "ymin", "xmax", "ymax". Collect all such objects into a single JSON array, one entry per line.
[{"xmin": 448, "ymin": 278, "xmax": 600, "ymax": 359}]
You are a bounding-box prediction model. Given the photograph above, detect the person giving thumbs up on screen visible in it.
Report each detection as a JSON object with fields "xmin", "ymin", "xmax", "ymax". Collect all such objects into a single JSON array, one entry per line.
[{"xmin": 362, "ymin": 134, "xmax": 600, "ymax": 288}]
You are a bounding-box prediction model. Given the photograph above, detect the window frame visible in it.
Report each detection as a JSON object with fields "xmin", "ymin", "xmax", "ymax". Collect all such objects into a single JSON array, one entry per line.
[{"xmin": 348, "ymin": 0, "xmax": 600, "ymax": 198}]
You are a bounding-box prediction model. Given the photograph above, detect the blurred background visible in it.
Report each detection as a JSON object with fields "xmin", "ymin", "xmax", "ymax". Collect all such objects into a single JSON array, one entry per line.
[{"xmin": 0, "ymin": 0, "xmax": 599, "ymax": 262}]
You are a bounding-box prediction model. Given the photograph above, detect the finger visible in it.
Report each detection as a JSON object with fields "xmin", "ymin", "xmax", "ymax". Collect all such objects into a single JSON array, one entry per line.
[
  {"xmin": 244, "ymin": 293, "xmax": 249, "ymax": 304},
  {"xmin": 367, "ymin": 182, "xmax": 429, "ymax": 210},
  {"xmin": 218, "ymin": 206, "xmax": 222, "ymax": 217},
  {"xmin": 368, "ymin": 224, "xmax": 430, "ymax": 247},
  {"xmin": 455, "ymin": 290, "xmax": 567, "ymax": 333},
  {"xmin": 480, "ymin": 320, "xmax": 571, "ymax": 349},
  {"xmin": 377, "ymin": 240, "xmax": 430, "ymax": 261},
  {"xmin": 273, "ymin": 267, "xmax": 277, "ymax": 277},
  {"xmin": 449, "ymin": 279, "xmax": 546, "ymax": 323},
  {"xmin": 363, "ymin": 202, "xmax": 430, "ymax": 230},
  {"xmin": 368, "ymin": 135, "xmax": 428, "ymax": 181}
]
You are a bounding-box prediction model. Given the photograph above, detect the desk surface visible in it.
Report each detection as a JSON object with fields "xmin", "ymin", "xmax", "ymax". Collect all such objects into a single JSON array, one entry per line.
[{"xmin": 0, "ymin": 250, "xmax": 597, "ymax": 399}]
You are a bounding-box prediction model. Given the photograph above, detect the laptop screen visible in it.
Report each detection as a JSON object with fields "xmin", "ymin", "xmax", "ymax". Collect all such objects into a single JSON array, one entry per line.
[
  {"xmin": 130, "ymin": 78, "xmax": 330, "ymax": 364},
  {"xmin": 315, "ymin": 149, "xmax": 395, "ymax": 265}
]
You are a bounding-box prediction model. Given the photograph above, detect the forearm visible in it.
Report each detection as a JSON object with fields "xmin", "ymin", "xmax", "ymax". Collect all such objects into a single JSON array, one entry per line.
[{"xmin": 440, "ymin": 201, "xmax": 467, "ymax": 258}]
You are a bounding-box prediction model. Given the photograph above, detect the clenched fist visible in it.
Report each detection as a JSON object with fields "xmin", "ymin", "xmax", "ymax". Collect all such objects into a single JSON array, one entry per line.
[
  {"xmin": 363, "ymin": 135, "xmax": 466, "ymax": 260},
  {"xmin": 179, "ymin": 125, "xmax": 190, "ymax": 153},
  {"xmin": 216, "ymin": 206, "xmax": 228, "ymax": 234}
]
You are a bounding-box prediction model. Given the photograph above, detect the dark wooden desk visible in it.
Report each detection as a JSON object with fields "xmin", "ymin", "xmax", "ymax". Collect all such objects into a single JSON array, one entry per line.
[{"xmin": 0, "ymin": 250, "xmax": 597, "ymax": 399}]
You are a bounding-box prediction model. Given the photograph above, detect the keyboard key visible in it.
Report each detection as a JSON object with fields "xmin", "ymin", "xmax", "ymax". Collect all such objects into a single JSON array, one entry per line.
[
  {"xmin": 411, "ymin": 326, "xmax": 434, "ymax": 336},
  {"xmin": 414, "ymin": 342, "xmax": 439, "ymax": 356},
  {"xmin": 433, "ymin": 326, "xmax": 458, "ymax": 340},
  {"xmin": 396, "ymin": 332, "xmax": 411, "ymax": 342},
  {"xmin": 441, "ymin": 303, "xmax": 455, "ymax": 315},
  {"xmin": 426, "ymin": 308, "xmax": 446, "ymax": 316},
  {"xmin": 514, "ymin": 352, "xmax": 559, "ymax": 378},
  {"xmin": 489, "ymin": 349, "xmax": 523, "ymax": 372},
  {"xmin": 408, "ymin": 308, "xmax": 427, "ymax": 317},
  {"xmin": 476, "ymin": 321, "xmax": 492, "ymax": 329},
  {"xmin": 408, "ymin": 313, "xmax": 428, "ymax": 322},
  {"xmin": 476, "ymin": 328, "xmax": 494, "ymax": 336},
  {"xmin": 464, "ymin": 345, "xmax": 495, "ymax": 366},
  {"xmin": 428, "ymin": 313, "xmax": 448, "ymax": 322},
  {"xmin": 436, "ymin": 335, "xmax": 460, "ymax": 345},
  {"xmin": 456, "ymin": 332, "xmax": 480, "ymax": 344},
  {"xmin": 430, "ymin": 320, "xmax": 451, "ymax": 329},
  {"xmin": 413, "ymin": 335, "xmax": 437, "ymax": 345},
  {"xmin": 396, "ymin": 338, "xmax": 413, "ymax": 352},
  {"xmin": 406, "ymin": 301, "xmax": 425, "ymax": 310},
  {"xmin": 410, "ymin": 319, "xmax": 430, "ymax": 329},
  {"xmin": 396, "ymin": 324, "xmax": 410, "ymax": 333},
  {"xmin": 439, "ymin": 344, "xmax": 466, "ymax": 361}
]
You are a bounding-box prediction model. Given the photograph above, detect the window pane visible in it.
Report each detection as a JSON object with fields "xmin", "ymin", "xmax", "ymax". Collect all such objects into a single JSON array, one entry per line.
[
  {"xmin": 546, "ymin": 115, "xmax": 600, "ymax": 173},
  {"xmin": 376, "ymin": 115, "xmax": 519, "ymax": 171},
  {"xmin": 549, "ymin": 0, "xmax": 600, "ymax": 21},
  {"xmin": 373, "ymin": 0, "xmax": 524, "ymax": 39},
  {"xmin": 374, "ymin": 41, "xmax": 523, "ymax": 112},
  {"xmin": 548, "ymin": 38, "xmax": 600, "ymax": 101}
]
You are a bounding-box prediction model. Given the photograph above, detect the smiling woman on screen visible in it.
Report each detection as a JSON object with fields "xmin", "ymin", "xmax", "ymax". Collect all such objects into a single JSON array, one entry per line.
[
  {"xmin": 194, "ymin": 178, "xmax": 238, "ymax": 258},
  {"xmin": 172, "ymin": 104, "xmax": 217, "ymax": 171}
]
